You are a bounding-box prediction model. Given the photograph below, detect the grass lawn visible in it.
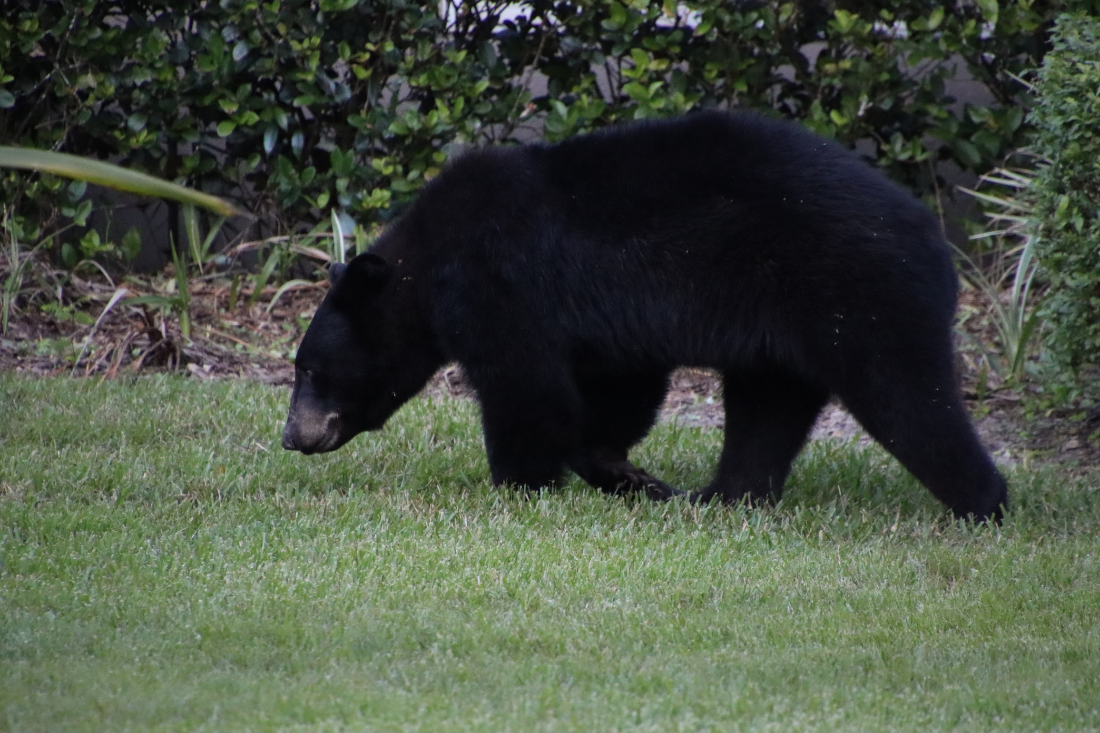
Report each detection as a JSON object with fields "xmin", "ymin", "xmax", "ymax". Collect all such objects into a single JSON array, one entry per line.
[{"xmin": 1, "ymin": 374, "xmax": 1098, "ymax": 732}]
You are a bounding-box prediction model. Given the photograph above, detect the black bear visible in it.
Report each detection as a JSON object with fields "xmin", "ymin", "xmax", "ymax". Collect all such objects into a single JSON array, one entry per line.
[{"xmin": 282, "ymin": 111, "xmax": 1008, "ymax": 521}]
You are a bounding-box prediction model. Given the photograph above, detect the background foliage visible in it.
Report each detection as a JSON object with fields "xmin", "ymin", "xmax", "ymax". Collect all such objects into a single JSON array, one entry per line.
[
  {"xmin": 4, "ymin": 0, "xmax": 1100, "ymax": 382},
  {"xmin": 1030, "ymin": 12, "xmax": 1100, "ymax": 373},
  {"xmin": 0, "ymin": 0, "xmax": 1078, "ymax": 234}
]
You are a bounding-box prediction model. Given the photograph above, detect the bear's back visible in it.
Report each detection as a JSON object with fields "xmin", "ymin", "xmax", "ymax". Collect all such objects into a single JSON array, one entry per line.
[{"xmin": 532, "ymin": 111, "xmax": 924, "ymax": 235}]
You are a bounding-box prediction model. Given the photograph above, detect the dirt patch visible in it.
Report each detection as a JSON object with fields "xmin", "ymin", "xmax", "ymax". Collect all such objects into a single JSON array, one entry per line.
[
  {"xmin": 0, "ymin": 275, "xmax": 302, "ymax": 385},
  {"xmin": 2, "ymin": 274, "xmax": 1098, "ymax": 475}
]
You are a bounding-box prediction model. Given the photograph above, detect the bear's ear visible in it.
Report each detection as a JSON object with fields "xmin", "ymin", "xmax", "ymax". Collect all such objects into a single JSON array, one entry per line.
[
  {"xmin": 338, "ymin": 252, "xmax": 391, "ymax": 292},
  {"xmin": 328, "ymin": 262, "xmax": 347, "ymax": 287}
]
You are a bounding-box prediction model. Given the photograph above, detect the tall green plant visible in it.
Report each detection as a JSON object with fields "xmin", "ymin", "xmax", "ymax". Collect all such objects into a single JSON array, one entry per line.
[{"xmin": 955, "ymin": 165, "xmax": 1042, "ymax": 383}]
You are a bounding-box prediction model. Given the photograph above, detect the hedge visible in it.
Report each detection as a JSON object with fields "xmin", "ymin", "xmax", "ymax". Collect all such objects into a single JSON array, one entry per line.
[
  {"xmin": 0, "ymin": 0, "xmax": 1083, "ymax": 237},
  {"xmin": 1031, "ymin": 12, "xmax": 1100, "ymax": 373}
]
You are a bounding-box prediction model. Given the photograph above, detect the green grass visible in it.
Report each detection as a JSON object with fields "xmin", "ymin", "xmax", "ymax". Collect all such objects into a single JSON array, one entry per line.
[{"xmin": 1, "ymin": 374, "xmax": 1098, "ymax": 732}]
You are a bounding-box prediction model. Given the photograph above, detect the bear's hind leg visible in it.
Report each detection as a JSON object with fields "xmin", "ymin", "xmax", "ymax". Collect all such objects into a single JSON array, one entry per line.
[
  {"xmin": 837, "ymin": 363, "xmax": 1007, "ymax": 522},
  {"xmin": 692, "ymin": 367, "xmax": 828, "ymax": 506},
  {"xmin": 569, "ymin": 370, "xmax": 683, "ymax": 500}
]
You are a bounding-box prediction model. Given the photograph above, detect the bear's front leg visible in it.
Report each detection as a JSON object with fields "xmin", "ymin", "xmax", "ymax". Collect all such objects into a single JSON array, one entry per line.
[
  {"xmin": 568, "ymin": 369, "xmax": 681, "ymax": 500},
  {"xmin": 570, "ymin": 447, "xmax": 684, "ymax": 501},
  {"xmin": 475, "ymin": 376, "xmax": 584, "ymax": 493}
]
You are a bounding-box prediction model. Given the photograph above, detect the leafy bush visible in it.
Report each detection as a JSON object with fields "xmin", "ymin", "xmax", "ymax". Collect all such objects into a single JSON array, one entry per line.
[
  {"xmin": 0, "ymin": 0, "xmax": 1076, "ymax": 239},
  {"xmin": 1030, "ymin": 12, "xmax": 1100, "ymax": 373},
  {"xmin": 0, "ymin": 0, "xmax": 539, "ymax": 232}
]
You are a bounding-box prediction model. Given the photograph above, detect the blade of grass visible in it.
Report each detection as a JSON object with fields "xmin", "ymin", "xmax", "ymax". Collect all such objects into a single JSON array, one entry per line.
[
  {"xmin": 1, "ymin": 208, "xmax": 42, "ymax": 334},
  {"xmin": 183, "ymin": 204, "xmax": 228, "ymax": 273},
  {"xmin": 227, "ymin": 238, "xmax": 331, "ymax": 262},
  {"xmin": 247, "ymin": 247, "xmax": 282, "ymax": 308},
  {"xmin": 330, "ymin": 209, "xmax": 346, "ymax": 265},
  {"xmin": 170, "ymin": 242, "xmax": 191, "ymax": 340},
  {"xmin": 266, "ymin": 279, "xmax": 322, "ymax": 313},
  {"xmin": 182, "ymin": 204, "xmax": 202, "ymax": 272},
  {"xmin": 0, "ymin": 147, "xmax": 241, "ymax": 217},
  {"xmin": 71, "ymin": 286, "xmax": 130, "ymax": 376}
]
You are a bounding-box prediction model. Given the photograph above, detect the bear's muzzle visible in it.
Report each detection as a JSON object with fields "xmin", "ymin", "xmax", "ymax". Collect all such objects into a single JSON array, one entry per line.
[{"xmin": 282, "ymin": 409, "xmax": 344, "ymax": 454}]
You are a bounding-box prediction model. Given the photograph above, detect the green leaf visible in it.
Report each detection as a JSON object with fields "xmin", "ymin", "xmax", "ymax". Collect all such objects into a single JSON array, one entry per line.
[
  {"xmin": 127, "ymin": 113, "xmax": 147, "ymax": 133},
  {"xmin": 0, "ymin": 90, "xmax": 16, "ymax": 108},
  {"xmin": 623, "ymin": 81, "xmax": 650, "ymax": 101},
  {"xmin": 977, "ymin": 0, "xmax": 999, "ymax": 26},
  {"xmin": 121, "ymin": 227, "xmax": 142, "ymax": 261},
  {"xmin": 330, "ymin": 147, "xmax": 354, "ymax": 177},
  {"xmin": 0, "ymin": 147, "xmax": 240, "ymax": 216},
  {"xmin": 927, "ymin": 7, "xmax": 944, "ymax": 31},
  {"xmin": 953, "ymin": 139, "xmax": 982, "ymax": 168},
  {"xmin": 73, "ymin": 199, "xmax": 93, "ymax": 227},
  {"xmin": 123, "ymin": 294, "xmax": 181, "ymax": 308},
  {"xmin": 478, "ymin": 41, "xmax": 498, "ymax": 69},
  {"xmin": 79, "ymin": 228, "xmax": 102, "ymax": 257},
  {"xmin": 61, "ymin": 243, "xmax": 78, "ymax": 268}
]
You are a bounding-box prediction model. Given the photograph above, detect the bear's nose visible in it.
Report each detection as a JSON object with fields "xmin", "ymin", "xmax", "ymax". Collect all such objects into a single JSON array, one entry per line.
[
  {"xmin": 281, "ymin": 423, "xmax": 299, "ymax": 451},
  {"xmin": 282, "ymin": 410, "xmax": 341, "ymax": 454}
]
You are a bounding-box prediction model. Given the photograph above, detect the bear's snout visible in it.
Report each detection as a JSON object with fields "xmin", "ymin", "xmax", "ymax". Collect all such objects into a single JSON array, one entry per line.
[{"xmin": 282, "ymin": 409, "xmax": 343, "ymax": 454}]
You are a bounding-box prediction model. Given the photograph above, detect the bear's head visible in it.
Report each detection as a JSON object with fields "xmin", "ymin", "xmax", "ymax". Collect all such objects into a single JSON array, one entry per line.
[{"xmin": 282, "ymin": 252, "xmax": 442, "ymax": 454}]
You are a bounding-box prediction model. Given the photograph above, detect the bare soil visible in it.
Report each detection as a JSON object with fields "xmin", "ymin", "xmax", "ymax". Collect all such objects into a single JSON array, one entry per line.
[{"xmin": 3, "ymin": 274, "xmax": 1099, "ymax": 476}]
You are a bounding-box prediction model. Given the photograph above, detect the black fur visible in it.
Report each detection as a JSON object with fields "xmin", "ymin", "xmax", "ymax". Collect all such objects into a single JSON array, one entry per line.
[{"xmin": 283, "ymin": 111, "xmax": 1008, "ymax": 521}]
